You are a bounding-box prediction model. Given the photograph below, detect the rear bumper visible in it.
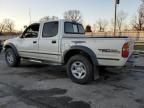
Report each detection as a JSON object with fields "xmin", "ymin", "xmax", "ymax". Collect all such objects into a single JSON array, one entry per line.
[
  {"xmin": 125, "ymin": 53, "xmax": 135, "ymax": 66},
  {"xmin": 98, "ymin": 54, "xmax": 133, "ymax": 67}
]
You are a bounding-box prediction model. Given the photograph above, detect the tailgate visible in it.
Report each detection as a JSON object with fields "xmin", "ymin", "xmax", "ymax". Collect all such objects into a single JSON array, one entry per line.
[{"xmin": 128, "ymin": 38, "xmax": 135, "ymax": 57}]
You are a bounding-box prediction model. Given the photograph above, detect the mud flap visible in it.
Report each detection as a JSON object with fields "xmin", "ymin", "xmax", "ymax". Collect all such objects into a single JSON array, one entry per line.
[{"xmin": 93, "ymin": 65, "xmax": 100, "ymax": 80}]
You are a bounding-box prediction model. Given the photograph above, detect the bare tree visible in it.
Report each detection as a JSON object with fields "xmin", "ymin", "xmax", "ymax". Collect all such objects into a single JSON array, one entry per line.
[
  {"xmin": 131, "ymin": 0, "xmax": 144, "ymax": 31},
  {"xmin": 110, "ymin": 18, "xmax": 114, "ymax": 31},
  {"xmin": 111, "ymin": 10, "xmax": 127, "ymax": 32},
  {"xmin": 117, "ymin": 10, "xmax": 127, "ymax": 32},
  {"xmin": 93, "ymin": 24, "xmax": 97, "ymax": 33},
  {"xmin": 131, "ymin": 15, "xmax": 140, "ymax": 30},
  {"xmin": 123, "ymin": 24, "xmax": 129, "ymax": 31},
  {"xmin": 3, "ymin": 19, "xmax": 15, "ymax": 33},
  {"xmin": 0, "ymin": 22, "xmax": 5, "ymax": 33},
  {"xmin": 64, "ymin": 10, "xmax": 82, "ymax": 22},
  {"xmin": 96, "ymin": 19, "xmax": 108, "ymax": 32},
  {"xmin": 39, "ymin": 16, "xmax": 58, "ymax": 22}
]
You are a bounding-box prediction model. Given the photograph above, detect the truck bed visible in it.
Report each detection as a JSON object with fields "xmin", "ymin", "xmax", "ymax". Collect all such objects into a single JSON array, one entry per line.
[{"xmin": 62, "ymin": 35, "xmax": 134, "ymax": 66}]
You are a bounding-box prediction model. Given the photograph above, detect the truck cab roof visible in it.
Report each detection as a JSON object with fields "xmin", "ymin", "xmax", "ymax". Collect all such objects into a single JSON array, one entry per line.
[{"xmin": 39, "ymin": 19, "xmax": 81, "ymax": 24}]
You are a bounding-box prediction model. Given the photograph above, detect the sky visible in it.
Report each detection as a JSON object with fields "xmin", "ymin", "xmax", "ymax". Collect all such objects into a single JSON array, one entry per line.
[{"xmin": 0, "ymin": 0, "xmax": 141, "ymax": 30}]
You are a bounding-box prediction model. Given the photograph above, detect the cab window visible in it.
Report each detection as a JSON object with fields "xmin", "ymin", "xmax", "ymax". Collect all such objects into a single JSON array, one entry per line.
[
  {"xmin": 64, "ymin": 22, "xmax": 85, "ymax": 34},
  {"xmin": 22, "ymin": 24, "xmax": 40, "ymax": 38},
  {"xmin": 42, "ymin": 21, "xmax": 58, "ymax": 37}
]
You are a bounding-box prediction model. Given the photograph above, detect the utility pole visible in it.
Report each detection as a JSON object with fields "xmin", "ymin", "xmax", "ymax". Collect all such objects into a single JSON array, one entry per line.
[
  {"xmin": 29, "ymin": 8, "xmax": 32, "ymax": 24},
  {"xmin": 114, "ymin": 0, "xmax": 120, "ymax": 37}
]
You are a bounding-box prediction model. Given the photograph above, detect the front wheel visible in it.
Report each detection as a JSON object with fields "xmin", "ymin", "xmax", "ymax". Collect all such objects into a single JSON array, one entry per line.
[
  {"xmin": 67, "ymin": 55, "xmax": 93, "ymax": 84},
  {"xmin": 5, "ymin": 48, "xmax": 20, "ymax": 67}
]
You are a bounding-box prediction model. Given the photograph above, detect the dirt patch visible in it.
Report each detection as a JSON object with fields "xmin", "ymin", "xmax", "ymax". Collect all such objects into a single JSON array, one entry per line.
[
  {"xmin": 15, "ymin": 88, "xmax": 91, "ymax": 108},
  {"xmin": 0, "ymin": 82, "xmax": 91, "ymax": 108},
  {"xmin": 135, "ymin": 98, "xmax": 144, "ymax": 108},
  {"xmin": 135, "ymin": 98, "xmax": 144, "ymax": 104},
  {"xmin": 110, "ymin": 83, "xmax": 135, "ymax": 91},
  {"xmin": 2, "ymin": 64, "xmax": 67, "ymax": 80}
]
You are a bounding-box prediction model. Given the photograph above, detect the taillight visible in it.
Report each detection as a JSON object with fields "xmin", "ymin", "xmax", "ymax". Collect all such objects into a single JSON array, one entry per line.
[{"xmin": 122, "ymin": 42, "xmax": 129, "ymax": 58}]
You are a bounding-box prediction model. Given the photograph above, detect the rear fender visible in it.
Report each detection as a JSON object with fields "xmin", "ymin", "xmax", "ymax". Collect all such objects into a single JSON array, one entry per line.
[{"xmin": 63, "ymin": 45, "xmax": 99, "ymax": 80}]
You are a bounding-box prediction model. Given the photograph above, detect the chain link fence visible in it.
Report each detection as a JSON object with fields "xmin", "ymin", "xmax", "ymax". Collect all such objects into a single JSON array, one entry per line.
[
  {"xmin": 86, "ymin": 31, "xmax": 144, "ymax": 51},
  {"xmin": 86, "ymin": 31, "xmax": 144, "ymax": 40}
]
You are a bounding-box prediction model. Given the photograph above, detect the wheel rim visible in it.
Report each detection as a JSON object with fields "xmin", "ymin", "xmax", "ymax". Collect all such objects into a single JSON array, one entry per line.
[
  {"xmin": 6, "ymin": 51, "xmax": 14, "ymax": 64},
  {"xmin": 71, "ymin": 61, "xmax": 87, "ymax": 79}
]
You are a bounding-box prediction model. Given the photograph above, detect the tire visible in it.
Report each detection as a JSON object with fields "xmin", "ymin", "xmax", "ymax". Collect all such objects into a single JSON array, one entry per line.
[
  {"xmin": 67, "ymin": 55, "xmax": 93, "ymax": 84},
  {"xmin": 5, "ymin": 48, "xmax": 20, "ymax": 67}
]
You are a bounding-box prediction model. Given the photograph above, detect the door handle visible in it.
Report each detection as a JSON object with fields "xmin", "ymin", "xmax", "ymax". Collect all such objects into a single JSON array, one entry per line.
[
  {"xmin": 33, "ymin": 41, "xmax": 37, "ymax": 44},
  {"xmin": 52, "ymin": 40, "xmax": 56, "ymax": 44}
]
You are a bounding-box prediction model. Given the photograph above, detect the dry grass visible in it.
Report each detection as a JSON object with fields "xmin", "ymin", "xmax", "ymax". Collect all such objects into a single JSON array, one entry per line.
[{"xmin": 135, "ymin": 45, "xmax": 144, "ymax": 51}]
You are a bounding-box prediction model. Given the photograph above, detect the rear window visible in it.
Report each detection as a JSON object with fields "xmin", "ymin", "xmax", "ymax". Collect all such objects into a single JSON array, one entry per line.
[{"xmin": 64, "ymin": 22, "xmax": 85, "ymax": 34}]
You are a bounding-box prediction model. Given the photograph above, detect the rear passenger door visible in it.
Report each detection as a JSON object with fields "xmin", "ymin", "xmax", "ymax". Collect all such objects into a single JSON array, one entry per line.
[{"xmin": 38, "ymin": 21, "xmax": 60, "ymax": 62}]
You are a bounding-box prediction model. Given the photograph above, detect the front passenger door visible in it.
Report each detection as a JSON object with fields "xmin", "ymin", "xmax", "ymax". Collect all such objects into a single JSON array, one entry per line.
[{"xmin": 17, "ymin": 24, "xmax": 40, "ymax": 58}]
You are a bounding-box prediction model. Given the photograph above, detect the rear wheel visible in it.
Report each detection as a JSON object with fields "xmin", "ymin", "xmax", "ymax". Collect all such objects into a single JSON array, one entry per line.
[
  {"xmin": 5, "ymin": 48, "xmax": 20, "ymax": 67},
  {"xmin": 67, "ymin": 55, "xmax": 93, "ymax": 84}
]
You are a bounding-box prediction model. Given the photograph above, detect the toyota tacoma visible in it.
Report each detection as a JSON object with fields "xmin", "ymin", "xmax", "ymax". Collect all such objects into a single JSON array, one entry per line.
[{"xmin": 3, "ymin": 19, "xmax": 134, "ymax": 84}]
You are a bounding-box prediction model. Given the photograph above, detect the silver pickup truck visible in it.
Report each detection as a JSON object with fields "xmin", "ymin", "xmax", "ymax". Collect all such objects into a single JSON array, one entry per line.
[{"xmin": 3, "ymin": 19, "xmax": 134, "ymax": 84}]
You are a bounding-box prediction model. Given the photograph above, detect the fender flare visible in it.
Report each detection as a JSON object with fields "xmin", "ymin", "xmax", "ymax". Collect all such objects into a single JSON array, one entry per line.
[
  {"xmin": 63, "ymin": 45, "xmax": 99, "ymax": 80},
  {"xmin": 70, "ymin": 45, "xmax": 98, "ymax": 65},
  {"xmin": 4, "ymin": 43, "xmax": 19, "ymax": 57}
]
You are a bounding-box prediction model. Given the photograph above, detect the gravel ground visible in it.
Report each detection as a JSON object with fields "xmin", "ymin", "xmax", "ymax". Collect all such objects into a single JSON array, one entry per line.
[{"xmin": 0, "ymin": 53, "xmax": 144, "ymax": 108}]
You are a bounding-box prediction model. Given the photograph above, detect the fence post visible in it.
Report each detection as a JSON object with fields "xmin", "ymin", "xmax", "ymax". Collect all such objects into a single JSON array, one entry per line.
[
  {"xmin": 136, "ymin": 31, "xmax": 140, "ymax": 41},
  {"xmin": 119, "ymin": 32, "xmax": 122, "ymax": 37},
  {"xmin": 104, "ymin": 32, "xmax": 107, "ymax": 37}
]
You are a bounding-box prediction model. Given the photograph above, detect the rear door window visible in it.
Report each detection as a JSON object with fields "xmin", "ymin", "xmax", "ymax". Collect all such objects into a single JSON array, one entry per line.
[
  {"xmin": 78, "ymin": 24, "xmax": 85, "ymax": 34},
  {"xmin": 64, "ymin": 22, "xmax": 74, "ymax": 33},
  {"xmin": 42, "ymin": 21, "xmax": 58, "ymax": 37}
]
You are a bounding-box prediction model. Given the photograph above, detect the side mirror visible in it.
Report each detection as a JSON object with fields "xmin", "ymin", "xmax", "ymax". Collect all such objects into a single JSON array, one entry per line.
[
  {"xmin": 20, "ymin": 36, "xmax": 23, "ymax": 38},
  {"xmin": 20, "ymin": 25, "xmax": 28, "ymax": 38},
  {"xmin": 24, "ymin": 25, "xmax": 28, "ymax": 29},
  {"xmin": 19, "ymin": 34, "xmax": 24, "ymax": 38}
]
